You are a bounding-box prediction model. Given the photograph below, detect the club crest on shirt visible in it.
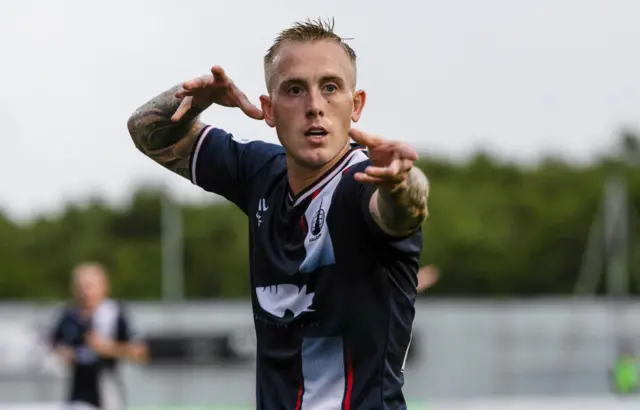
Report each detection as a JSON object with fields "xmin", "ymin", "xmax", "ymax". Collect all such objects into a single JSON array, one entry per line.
[{"xmin": 309, "ymin": 199, "xmax": 325, "ymax": 242}]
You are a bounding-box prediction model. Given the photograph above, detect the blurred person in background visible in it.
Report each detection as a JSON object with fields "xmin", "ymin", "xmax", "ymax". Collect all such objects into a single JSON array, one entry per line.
[
  {"xmin": 51, "ymin": 262, "xmax": 148, "ymax": 410},
  {"xmin": 610, "ymin": 341, "xmax": 639, "ymax": 395}
]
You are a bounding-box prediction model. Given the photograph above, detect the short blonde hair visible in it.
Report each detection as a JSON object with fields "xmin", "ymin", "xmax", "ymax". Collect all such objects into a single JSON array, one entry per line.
[
  {"xmin": 263, "ymin": 18, "xmax": 357, "ymax": 91},
  {"xmin": 71, "ymin": 261, "xmax": 108, "ymax": 285}
]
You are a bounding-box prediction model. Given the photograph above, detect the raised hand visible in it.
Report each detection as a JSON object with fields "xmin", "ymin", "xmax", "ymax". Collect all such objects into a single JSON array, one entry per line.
[
  {"xmin": 172, "ymin": 66, "xmax": 264, "ymax": 122},
  {"xmin": 349, "ymin": 128, "xmax": 419, "ymax": 190}
]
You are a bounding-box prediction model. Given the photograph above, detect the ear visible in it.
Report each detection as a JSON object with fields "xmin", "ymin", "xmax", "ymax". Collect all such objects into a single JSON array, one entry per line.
[
  {"xmin": 351, "ymin": 90, "xmax": 367, "ymax": 123},
  {"xmin": 260, "ymin": 95, "xmax": 275, "ymax": 128}
]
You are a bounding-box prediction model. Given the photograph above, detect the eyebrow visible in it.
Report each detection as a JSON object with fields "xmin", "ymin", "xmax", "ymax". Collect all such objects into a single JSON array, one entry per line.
[{"xmin": 279, "ymin": 75, "xmax": 346, "ymax": 89}]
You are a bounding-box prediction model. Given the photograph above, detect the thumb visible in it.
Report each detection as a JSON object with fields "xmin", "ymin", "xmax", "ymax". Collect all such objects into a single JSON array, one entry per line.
[
  {"xmin": 240, "ymin": 100, "xmax": 264, "ymax": 120},
  {"xmin": 235, "ymin": 87, "xmax": 264, "ymax": 120}
]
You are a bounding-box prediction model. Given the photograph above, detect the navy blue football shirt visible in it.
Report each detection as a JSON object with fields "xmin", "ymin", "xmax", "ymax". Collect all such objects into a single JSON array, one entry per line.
[{"xmin": 190, "ymin": 126, "xmax": 423, "ymax": 410}]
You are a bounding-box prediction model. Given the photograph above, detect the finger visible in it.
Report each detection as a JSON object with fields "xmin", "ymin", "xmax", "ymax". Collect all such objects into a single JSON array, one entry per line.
[
  {"xmin": 365, "ymin": 170, "xmax": 407, "ymax": 185},
  {"xmin": 369, "ymin": 157, "xmax": 413, "ymax": 177},
  {"xmin": 349, "ymin": 128, "xmax": 383, "ymax": 148},
  {"xmin": 377, "ymin": 141, "xmax": 418, "ymax": 161},
  {"xmin": 182, "ymin": 75, "xmax": 212, "ymax": 90},
  {"xmin": 365, "ymin": 165, "xmax": 400, "ymax": 179},
  {"xmin": 399, "ymin": 159, "xmax": 414, "ymax": 174},
  {"xmin": 240, "ymin": 102, "xmax": 265, "ymax": 120},
  {"xmin": 364, "ymin": 158, "xmax": 409, "ymax": 179},
  {"xmin": 233, "ymin": 85, "xmax": 264, "ymax": 120},
  {"xmin": 175, "ymin": 88, "xmax": 196, "ymax": 99},
  {"xmin": 211, "ymin": 66, "xmax": 229, "ymax": 84},
  {"xmin": 354, "ymin": 172, "xmax": 386, "ymax": 185},
  {"xmin": 395, "ymin": 143, "xmax": 419, "ymax": 161},
  {"xmin": 171, "ymin": 96, "xmax": 193, "ymax": 122},
  {"xmin": 386, "ymin": 158, "xmax": 403, "ymax": 175}
]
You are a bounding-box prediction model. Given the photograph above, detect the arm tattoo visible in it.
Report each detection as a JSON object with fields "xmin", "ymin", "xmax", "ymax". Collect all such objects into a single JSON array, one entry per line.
[
  {"xmin": 127, "ymin": 85, "xmax": 207, "ymax": 179},
  {"xmin": 374, "ymin": 168, "xmax": 429, "ymax": 235}
]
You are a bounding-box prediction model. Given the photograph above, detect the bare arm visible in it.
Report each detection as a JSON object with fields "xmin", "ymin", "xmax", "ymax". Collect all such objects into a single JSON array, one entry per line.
[
  {"xmin": 370, "ymin": 167, "xmax": 429, "ymax": 236},
  {"xmin": 53, "ymin": 345, "xmax": 75, "ymax": 365},
  {"xmin": 102, "ymin": 341, "xmax": 149, "ymax": 364},
  {"xmin": 127, "ymin": 84, "xmax": 208, "ymax": 179},
  {"xmin": 127, "ymin": 67, "xmax": 263, "ymax": 180},
  {"xmin": 86, "ymin": 333, "xmax": 149, "ymax": 364}
]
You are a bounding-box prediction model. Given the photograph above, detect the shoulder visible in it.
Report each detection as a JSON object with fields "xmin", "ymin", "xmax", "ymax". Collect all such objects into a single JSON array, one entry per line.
[
  {"xmin": 335, "ymin": 146, "xmax": 371, "ymax": 187},
  {"xmin": 92, "ymin": 298, "xmax": 126, "ymax": 320},
  {"xmin": 111, "ymin": 299, "xmax": 130, "ymax": 316},
  {"xmin": 192, "ymin": 125, "xmax": 286, "ymax": 185},
  {"xmin": 334, "ymin": 147, "xmax": 373, "ymax": 199},
  {"xmin": 340, "ymin": 160, "xmax": 370, "ymax": 184},
  {"xmin": 195, "ymin": 126, "xmax": 285, "ymax": 159},
  {"xmin": 106, "ymin": 300, "xmax": 133, "ymax": 326},
  {"xmin": 52, "ymin": 304, "xmax": 76, "ymax": 335},
  {"xmin": 56, "ymin": 303, "xmax": 76, "ymax": 320}
]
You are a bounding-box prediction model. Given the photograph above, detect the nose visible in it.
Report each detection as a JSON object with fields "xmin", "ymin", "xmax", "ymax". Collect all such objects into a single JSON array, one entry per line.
[{"xmin": 305, "ymin": 89, "xmax": 325, "ymax": 118}]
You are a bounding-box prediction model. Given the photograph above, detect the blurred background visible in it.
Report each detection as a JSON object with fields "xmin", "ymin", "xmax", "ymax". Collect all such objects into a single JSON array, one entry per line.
[{"xmin": 1, "ymin": 0, "xmax": 640, "ymax": 409}]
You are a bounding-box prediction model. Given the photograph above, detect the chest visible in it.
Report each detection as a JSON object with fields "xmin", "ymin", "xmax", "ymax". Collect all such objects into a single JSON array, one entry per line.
[
  {"xmin": 246, "ymin": 150, "xmax": 371, "ymax": 327},
  {"xmin": 248, "ymin": 176, "xmax": 356, "ymax": 328},
  {"xmin": 61, "ymin": 302, "xmax": 121, "ymax": 345},
  {"xmin": 60, "ymin": 315, "xmax": 91, "ymax": 346},
  {"xmin": 250, "ymin": 169, "xmax": 348, "ymax": 278}
]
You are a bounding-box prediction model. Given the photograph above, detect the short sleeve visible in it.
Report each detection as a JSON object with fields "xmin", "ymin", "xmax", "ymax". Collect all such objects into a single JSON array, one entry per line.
[
  {"xmin": 51, "ymin": 312, "xmax": 65, "ymax": 346},
  {"xmin": 341, "ymin": 162, "xmax": 423, "ymax": 251},
  {"xmin": 50, "ymin": 307, "xmax": 73, "ymax": 347},
  {"xmin": 115, "ymin": 306, "xmax": 141, "ymax": 343},
  {"xmin": 189, "ymin": 126, "xmax": 285, "ymax": 213}
]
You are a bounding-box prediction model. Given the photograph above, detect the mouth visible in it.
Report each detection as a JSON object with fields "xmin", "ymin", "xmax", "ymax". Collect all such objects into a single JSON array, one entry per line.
[{"xmin": 304, "ymin": 126, "xmax": 329, "ymax": 143}]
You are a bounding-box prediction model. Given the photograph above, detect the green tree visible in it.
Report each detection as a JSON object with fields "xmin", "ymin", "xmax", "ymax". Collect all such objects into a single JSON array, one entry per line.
[{"xmin": 1, "ymin": 144, "xmax": 638, "ymax": 300}]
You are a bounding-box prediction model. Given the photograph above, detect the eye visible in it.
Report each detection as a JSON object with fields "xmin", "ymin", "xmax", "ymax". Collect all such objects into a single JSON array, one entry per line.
[
  {"xmin": 288, "ymin": 86, "xmax": 304, "ymax": 95},
  {"xmin": 324, "ymin": 84, "xmax": 338, "ymax": 93}
]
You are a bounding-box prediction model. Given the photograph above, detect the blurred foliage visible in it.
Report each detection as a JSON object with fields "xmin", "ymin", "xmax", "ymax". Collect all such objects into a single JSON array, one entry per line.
[{"xmin": 1, "ymin": 133, "xmax": 639, "ymax": 300}]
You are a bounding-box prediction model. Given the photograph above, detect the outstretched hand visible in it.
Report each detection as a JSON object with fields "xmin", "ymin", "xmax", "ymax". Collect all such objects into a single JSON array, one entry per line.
[
  {"xmin": 172, "ymin": 66, "xmax": 263, "ymax": 122},
  {"xmin": 349, "ymin": 129, "xmax": 418, "ymax": 190}
]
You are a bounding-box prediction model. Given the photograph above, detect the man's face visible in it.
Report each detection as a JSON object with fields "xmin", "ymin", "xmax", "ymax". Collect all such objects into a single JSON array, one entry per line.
[
  {"xmin": 261, "ymin": 40, "xmax": 366, "ymax": 170},
  {"xmin": 73, "ymin": 269, "xmax": 107, "ymax": 309}
]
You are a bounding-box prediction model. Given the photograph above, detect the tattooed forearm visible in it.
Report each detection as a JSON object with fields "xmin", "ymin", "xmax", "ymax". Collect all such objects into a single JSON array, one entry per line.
[
  {"xmin": 127, "ymin": 85, "xmax": 207, "ymax": 179},
  {"xmin": 373, "ymin": 168, "xmax": 429, "ymax": 235}
]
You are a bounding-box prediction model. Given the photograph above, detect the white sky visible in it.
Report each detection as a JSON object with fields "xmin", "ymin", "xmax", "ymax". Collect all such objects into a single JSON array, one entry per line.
[{"xmin": 1, "ymin": 0, "xmax": 639, "ymax": 222}]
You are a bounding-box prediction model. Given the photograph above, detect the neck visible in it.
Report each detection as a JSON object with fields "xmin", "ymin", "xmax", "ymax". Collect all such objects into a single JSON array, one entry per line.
[
  {"xmin": 78, "ymin": 304, "xmax": 94, "ymax": 317},
  {"xmin": 78, "ymin": 298, "xmax": 104, "ymax": 316},
  {"xmin": 287, "ymin": 143, "xmax": 351, "ymax": 195}
]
